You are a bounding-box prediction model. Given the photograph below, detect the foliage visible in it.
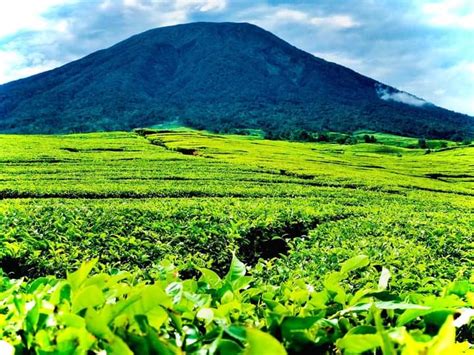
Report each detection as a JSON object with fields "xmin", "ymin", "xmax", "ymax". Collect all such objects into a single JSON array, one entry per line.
[
  {"xmin": 0, "ymin": 131, "xmax": 472, "ymax": 282},
  {"xmin": 0, "ymin": 130, "xmax": 472, "ymax": 353},
  {"xmin": 418, "ymin": 139, "xmax": 428, "ymax": 149},
  {"xmin": 0, "ymin": 255, "xmax": 472, "ymax": 354},
  {"xmin": 363, "ymin": 134, "xmax": 377, "ymax": 143}
]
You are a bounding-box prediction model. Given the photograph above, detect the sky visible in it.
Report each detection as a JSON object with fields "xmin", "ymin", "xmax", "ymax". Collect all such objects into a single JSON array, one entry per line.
[{"xmin": 0, "ymin": 0, "xmax": 473, "ymax": 115}]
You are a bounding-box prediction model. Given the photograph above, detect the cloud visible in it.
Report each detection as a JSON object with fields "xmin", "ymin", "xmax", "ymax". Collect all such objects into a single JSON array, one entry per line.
[
  {"xmin": 176, "ymin": 0, "xmax": 227, "ymax": 12},
  {"xmin": 399, "ymin": 60, "xmax": 474, "ymax": 115},
  {"xmin": 275, "ymin": 9, "xmax": 358, "ymax": 28},
  {"xmin": 0, "ymin": 0, "xmax": 77, "ymax": 37},
  {"xmin": 236, "ymin": 6, "xmax": 358, "ymax": 31},
  {"xmin": 116, "ymin": 0, "xmax": 227, "ymax": 13},
  {"xmin": 375, "ymin": 84, "xmax": 429, "ymax": 107},
  {"xmin": 422, "ymin": 0, "xmax": 474, "ymax": 29},
  {"xmin": 0, "ymin": 44, "xmax": 67, "ymax": 83}
]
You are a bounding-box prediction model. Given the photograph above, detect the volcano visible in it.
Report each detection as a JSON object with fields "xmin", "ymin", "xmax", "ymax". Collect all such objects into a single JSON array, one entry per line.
[{"xmin": 0, "ymin": 22, "xmax": 472, "ymax": 139}]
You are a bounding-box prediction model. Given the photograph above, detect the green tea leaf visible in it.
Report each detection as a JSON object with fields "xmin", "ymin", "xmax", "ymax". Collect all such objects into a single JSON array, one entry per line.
[
  {"xmin": 198, "ymin": 268, "xmax": 222, "ymax": 289},
  {"xmin": 147, "ymin": 307, "xmax": 168, "ymax": 330},
  {"xmin": 72, "ymin": 285, "xmax": 105, "ymax": 313},
  {"xmin": 67, "ymin": 259, "xmax": 98, "ymax": 291},
  {"xmin": 225, "ymin": 325, "xmax": 247, "ymax": 343},
  {"xmin": 337, "ymin": 334, "xmax": 381, "ymax": 353},
  {"xmin": 244, "ymin": 328, "xmax": 286, "ymax": 355},
  {"xmin": 447, "ymin": 280, "xmax": 470, "ymax": 297},
  {"xmin": 340, "ymin": 255, "xmax": 369, "ymax": 274},
  {"xmin": 226, "ymin": 254, "xmax": 246, "ymax": 285},
  {"xmin": 218, "ymin": 339, "xmax": 243, "ymax": 354},
  {"xmin": 106, "ymin": 334, "xmax": 134, "ymax": 355}
]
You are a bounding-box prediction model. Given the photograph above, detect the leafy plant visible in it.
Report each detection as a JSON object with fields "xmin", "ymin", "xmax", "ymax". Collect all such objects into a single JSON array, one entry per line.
[{"xmin": 0, "ymin": 255, "xmax": 472, "ymax": 354}]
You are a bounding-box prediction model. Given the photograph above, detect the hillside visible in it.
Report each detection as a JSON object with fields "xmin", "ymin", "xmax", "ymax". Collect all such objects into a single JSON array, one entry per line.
[{"xmin": 0, "ymin": 22, "xmax": 472, "ymax": 139}]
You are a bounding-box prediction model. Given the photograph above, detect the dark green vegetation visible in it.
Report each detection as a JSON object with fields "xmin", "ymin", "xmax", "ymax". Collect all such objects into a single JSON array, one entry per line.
[
  {"xmin": 1, "ymin": 22, "xmax": 472, "ymax": 139},
  {"xmin": 0, "ymin": 130, "xmax": 473, "ymax": 353}
]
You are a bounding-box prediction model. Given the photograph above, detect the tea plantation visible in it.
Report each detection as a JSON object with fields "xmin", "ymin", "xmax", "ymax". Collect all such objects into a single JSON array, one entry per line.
[{"xmin": 0, "ymin": 130, "xmax": 472, "ymax": 354}]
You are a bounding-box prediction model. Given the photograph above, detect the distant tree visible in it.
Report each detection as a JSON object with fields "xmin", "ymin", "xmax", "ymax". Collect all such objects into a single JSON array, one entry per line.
[
  {"xmin": 264, "ymin": 130, "xmax": 276, "ymax": 140},
  {"xmin": 317, "ymin": 133, "xmax": 329, "ymax": 142},
  {"xmin": 336, "ymin": 135, "xmax": 356, "ymax": 145},
  {"xmin": 296, "ymin": 130, "xmax": 317, "ymax": 142},
  {"xmin": 346, "ymin": 136, "xmax": 358, "ymax": 145},
  {"xmin": 299, "ymin": 130, "xmax": 311, "ymax": 141},
  {"xmin": 287, "ymin": 129, "xmax": 311, "ymax": 142},
  {"xmin": 363, "ymin": 134, "xmax": 377, "ymax": 143},
  {"xmin": 336, "ymin": 136, "xmax": 348, "ymax": 144},
  {"xmin": 418, "ymin": 138, "xmax": 428, "ymax": 149}
]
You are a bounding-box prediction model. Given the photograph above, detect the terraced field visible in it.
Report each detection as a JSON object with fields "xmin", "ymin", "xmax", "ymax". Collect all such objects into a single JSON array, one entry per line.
[{"xmin": 0, "ymin": 130, "xmax": 472, "ymax": 353}]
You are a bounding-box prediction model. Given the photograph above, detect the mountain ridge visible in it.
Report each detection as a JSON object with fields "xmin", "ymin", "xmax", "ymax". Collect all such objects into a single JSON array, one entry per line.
[{"xmin": 0, "ymin": 21, "xmax": 472, "ymax": 139}]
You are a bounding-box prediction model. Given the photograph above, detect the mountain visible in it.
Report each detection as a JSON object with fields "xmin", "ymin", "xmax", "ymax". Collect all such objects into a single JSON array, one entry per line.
[{"xmin": 0, "ymin": 22, "xmax": 472, "ymax": 139}]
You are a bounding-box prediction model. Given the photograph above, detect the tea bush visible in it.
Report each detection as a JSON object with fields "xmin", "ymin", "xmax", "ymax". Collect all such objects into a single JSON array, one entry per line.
[
  {"xmin": 0, "ymin": 255, "xmax": 472, "ymax": 354},
  {"xmin": 0, "ymin": 130, "xmax": 472, "ymax": 353}
]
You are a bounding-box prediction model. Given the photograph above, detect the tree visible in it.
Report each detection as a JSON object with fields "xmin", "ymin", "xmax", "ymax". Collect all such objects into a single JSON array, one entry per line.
[
  {"xmin": 363, "ymin": 134, "xmax": 377, "ymax": 143},
  {"xmin": 418, "ymin": 138, "xmax": 428, "ymax": 149},
  {"xmin": 317, "ymin": 133, "xmax": 329, "ymax": 142}
]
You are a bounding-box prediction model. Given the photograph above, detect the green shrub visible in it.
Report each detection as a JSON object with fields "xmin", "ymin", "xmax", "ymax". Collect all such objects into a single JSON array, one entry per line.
[{"xmin": 0, "ymin": 255, "xmax": 472, "ymax": 354}]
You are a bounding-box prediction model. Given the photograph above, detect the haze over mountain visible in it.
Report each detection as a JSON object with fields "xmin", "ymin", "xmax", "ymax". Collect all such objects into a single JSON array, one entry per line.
[{"xmin": 0, "ymin": 22, "xmax": 472, "ymax": 139}]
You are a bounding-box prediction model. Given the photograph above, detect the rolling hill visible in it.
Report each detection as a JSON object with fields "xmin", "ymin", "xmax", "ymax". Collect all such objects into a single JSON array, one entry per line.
[{"xmin": 0, "ymin": 22, "xmax": 472, "ymax": 139}]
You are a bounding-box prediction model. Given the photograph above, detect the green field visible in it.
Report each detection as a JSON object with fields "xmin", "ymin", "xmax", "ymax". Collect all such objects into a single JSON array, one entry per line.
[{"xmin": 0, "ymin": 130, "xmax": 472, "ymax": 354}]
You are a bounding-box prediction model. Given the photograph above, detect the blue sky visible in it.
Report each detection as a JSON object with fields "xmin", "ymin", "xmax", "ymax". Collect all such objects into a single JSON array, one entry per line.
[{"xmin": 0, "ymin": 0, "xmax": 473, "ymax": 115}]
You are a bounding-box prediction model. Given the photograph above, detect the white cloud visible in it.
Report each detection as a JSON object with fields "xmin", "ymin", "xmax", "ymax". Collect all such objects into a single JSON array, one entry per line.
[
  {"xmin": 240, "ymin": 6, "xmax": 360, "ymax": 30},
  {"xmin": 401, "ymin": 60, "xmax": 474, "ymax": 114},
  {"xmin": 0, "ymin": 0, "xmax": 77, "ymax": 83},
  {"xmin": 0, "ymin": 50, "xmax": 61, "ymax": 83},
  {"xmin": 376, "ymin": 84, "xmax": 429, "ymax": 107},
  {"xmin": 99, "ymin": 0, "xmax": 113, "ymax": 11},
  {"xmin": 175, "ymin": 0, "xmax": 227, "ymax": 12},
  {"xmin": 422, "ymin": 0, "xmax": 474, "ymax": 29},
  {"xmin": 119, "ymin": 0, "xmax": 227, "ymax": 12},
  {"xmin": 0, "ymin": 51, "xmax": 23, "ymax": 83},
  {"xmin": 268, "ymin": 8, "xmax": 359, "ymax": 29},
  {"xmin": 309, "ymin": 15, "xmax": 358, "ymax": 28},
  {"xmin": 123, "ymin": 0, "xmax": 141, "ymax": 8},
  {"xmin": 382, "ymin": 91, "xmax": 428, "ymax": 107},
  {"xmin": 0, "ymin": 0, "xmax": 76, "ymax": 37}
]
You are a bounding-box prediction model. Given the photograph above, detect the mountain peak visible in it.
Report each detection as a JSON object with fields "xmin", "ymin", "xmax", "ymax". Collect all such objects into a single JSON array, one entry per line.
[{"xmin": 0, "ymin": 22, "xmax": 472, "ymax": 139}]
